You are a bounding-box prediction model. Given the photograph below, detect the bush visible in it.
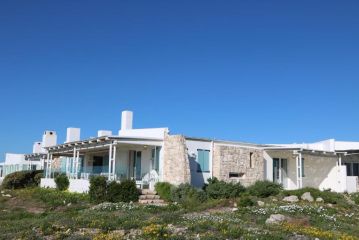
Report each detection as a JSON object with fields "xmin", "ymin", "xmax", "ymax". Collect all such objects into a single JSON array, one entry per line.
[
  {"xmin": 237, "ymin": 196, "xmax": 255, "ymax": 207},
  {"xmin": 155, "ymin": 182, "xmax": 173, "ymax": 201},
  {"xmin": 54, "ymin": 174, "xmax": 69, "ymax": 191},
  {"xmin": 247, "ymin": 180, "xmax": 282, "ymax": 198},
  {"xmin": 204, "ymin": 177, "xmax": 245, "ymax": 199},
  {"xmin": 34, "ymin": 172, "xmax": 44, "ymax": 186},
  {"xmin": 89, "ymin": 176, "xmax": 108, "ymax": 203},
  {"xmin": 107, "ymin": 180, "xmax": 139, "ymax": 203},
  {"xmin": 351, "ymin": 193, "xmax": 359, "ymax": 205},
  {"xmin": 116, "ymin": 179, "xmax": 139, "ymax": 202},
  {"xmin": 170, "ymin": 183, "xmax": 207, "ymax": 209},
  {"xmin": 2, "ymin": 170, "xmax": 43, "ymax": 189}
]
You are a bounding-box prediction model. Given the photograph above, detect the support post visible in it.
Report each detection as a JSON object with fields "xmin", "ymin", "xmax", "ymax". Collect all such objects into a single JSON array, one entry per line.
[
  {"xmin": 113, "ymin": 145, "xmax": 116, "ymax": 180},
  {"xmin": 72, "ymin": 148, "xmax": 76, "ymax": 179},
  {"xmin": 109, "ymin": 143, "xmax": 113, "ymax": 180},
  {"xmin": 76, "ymin": 151, "xmax": 80, "ymax": 179},
  {"xmin": 48, "ymin": 154, "xmax": 53, "ymax": 179},
  {"xmin": 46, "ymin": 153, "xmax": 50, "ymax": 178}
]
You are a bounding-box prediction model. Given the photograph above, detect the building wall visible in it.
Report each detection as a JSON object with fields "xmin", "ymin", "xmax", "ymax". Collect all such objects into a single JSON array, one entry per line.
[
  {"xmin": 212, "ymin": 144, "xmax": 264, "ymax": 187},
  {"xmin": 186, "ymin": 139, "xmax": 212, "ymax": 188},
  {"xmin": 162, "ymin": 134, "xmax": 191, "ymax": 185}
]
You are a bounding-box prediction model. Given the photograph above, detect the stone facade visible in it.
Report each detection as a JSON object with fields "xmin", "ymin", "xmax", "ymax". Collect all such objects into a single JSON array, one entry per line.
[
  {"xmin": 212, "ymin": 145, "xmax": 264, "ymax": 186},
  {"xmin": 162, "ymin": 134, "xmax": 191, "ymax": 185}
]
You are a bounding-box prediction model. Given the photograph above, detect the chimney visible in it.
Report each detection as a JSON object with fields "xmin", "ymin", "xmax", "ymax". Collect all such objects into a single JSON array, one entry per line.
[
  {"xmin": 66, "ymin": 128, "xmax": 81, "ymax": 143},
  {"xmin": 32, "ymin": 142, "xmax": 42, "ymax": 154},
  {"xmin": 98, "ymin": 130, "xmax": 112, "ymax": 137},
  {"xmin": 121, "ymin": 110, "xmax": 133, "ymax": 130},
  {"xmin": 42, "ymin": 131, "xmax": 57, "ymax": 147}
]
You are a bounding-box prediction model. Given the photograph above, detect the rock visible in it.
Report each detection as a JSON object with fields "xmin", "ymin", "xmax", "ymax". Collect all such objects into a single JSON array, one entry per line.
[
  {"xmin": 327, "ymin": 203, "xmax": 333, "ymax": 207},
  {"xmin": 265, "ymin": 214, "xmax": 288, "ymax": 224},
  {"xmin": 3, "ymin": 194, "xmax": 12, "ymax": 198},
  {"xmin": 257, "ymin": 201, "xmax": 265, "ymax": 207},
  {"xmin": 272, "ymin": 198, "xmax": 278, "ymax": 202},
  {"xmin": 316, "ymin": 197, "xmax": 324, "ymax": 202},
  {"xmin": 233, "ymin": 202, "xmax": 237, "ymax": 207},
  {"xmin": 0, "ymin": 191, "xmax": 4, "ymax": 194},
  {"xmin": 232, "ymin": 208, "xmax": 238, "ymax": 212},
  {"xmin": 67, "ymin": 203, "xmax": 72, "ymax": 207},
  {"xmin": 283, "ymin": 195, "xmax": 299, "ymax": 203},
  {"xmin": 301, "ymin": 192, "xmax": 314, "ymax": 202},
  {"xmin": 288, "ymin": 233, "xmax": 310, "ymax": 240}
]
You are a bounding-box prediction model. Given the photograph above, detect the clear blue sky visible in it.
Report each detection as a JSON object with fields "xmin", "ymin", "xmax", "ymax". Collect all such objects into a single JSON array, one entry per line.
[{"xmin": 1, "ymin": 1, "xmax": 359, "ymax": 161}]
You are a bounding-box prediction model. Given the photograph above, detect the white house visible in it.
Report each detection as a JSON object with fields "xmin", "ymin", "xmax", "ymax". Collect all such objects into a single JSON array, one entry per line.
[{"xmin": 2, "ymin": 110, "xmax": 358, "ymax": 194}]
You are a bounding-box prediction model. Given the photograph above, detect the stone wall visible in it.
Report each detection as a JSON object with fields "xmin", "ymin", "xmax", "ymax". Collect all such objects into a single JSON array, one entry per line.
[
  {"xmin": 162, "ymin": 134, "xmax": 191, "ymax": 185},
  {"xmin": 212, "ymin": 145, "xmax": 264, "ymax": 186}
]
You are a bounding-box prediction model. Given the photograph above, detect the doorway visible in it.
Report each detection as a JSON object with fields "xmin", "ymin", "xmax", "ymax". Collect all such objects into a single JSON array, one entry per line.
[{"xmin": 273, "ymin": 158, "xmax": 287, "ymax": 187}]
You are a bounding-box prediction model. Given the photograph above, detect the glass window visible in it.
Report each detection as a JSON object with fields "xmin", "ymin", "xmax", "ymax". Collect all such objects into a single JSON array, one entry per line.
[{"xmin": 197, "ymin": 149, "xmax": 210, "ymax": 172}]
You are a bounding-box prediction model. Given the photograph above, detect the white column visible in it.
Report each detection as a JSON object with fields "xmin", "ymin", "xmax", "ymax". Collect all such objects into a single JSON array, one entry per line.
[
  {"xmin": 108, "ymin": 143, "xmax": 113, "ymax": 180},
  {"xmin": 76, "ymin": 151, "xmax": 80, "ymax": 179},
  {"xmin": 71, "ymin": 148, "xmax": 76, "ymax": 179},
  {"xmin": 46, "ymin": 153, "xmax": 50, "ymax": 178},
  {"xmin": 113, "ymin": 145, "xmax": 117, "ymax": 180},
  {"xmin": 48, "ymin": 154, "xmax": 53, "ymax": 178}
]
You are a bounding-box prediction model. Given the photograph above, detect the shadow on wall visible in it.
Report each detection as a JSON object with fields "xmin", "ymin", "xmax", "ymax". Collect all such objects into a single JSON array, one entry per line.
[{"xmin": 188, "ymin": 153, "xmax": 206, "ymax": 188}]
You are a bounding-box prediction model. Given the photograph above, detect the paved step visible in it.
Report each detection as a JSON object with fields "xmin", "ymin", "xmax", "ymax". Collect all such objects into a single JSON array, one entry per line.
[
  {"xmin": 139, "ymin": 199, "xmax": 165, "ymax": 204},
  {"xmin": 141, "ymin": 189, "xmax": 157, "ymax": 195},
  {"xmin": 139, "ymin": 194, "xmax": 160, "ymax": 200}
]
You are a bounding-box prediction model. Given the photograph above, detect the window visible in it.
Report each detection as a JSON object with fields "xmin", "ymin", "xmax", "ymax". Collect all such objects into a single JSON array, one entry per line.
[
  {"xmin": 298, "ymin": 158, "xmax": 305, "ymax": 177},
  {"xmin": 249, "ymin": 152, "xmax": 253, "ymax": 168},
  {"xmin": 197, "ymin": 149, "xmax": 210, "ymax": 172}
]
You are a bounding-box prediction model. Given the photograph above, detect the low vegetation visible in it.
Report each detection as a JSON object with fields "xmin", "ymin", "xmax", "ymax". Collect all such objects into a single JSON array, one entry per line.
[
  {"xmin": 1, "ymin": 175, "xmax": 359, "ymax": 239},
  {"xmin": 2, "ymin": 170, "xmax": 44, "ymax": 189},
  {"xmin": 55, "ymin": 174, "xmax": 70, "ymax": 191}
]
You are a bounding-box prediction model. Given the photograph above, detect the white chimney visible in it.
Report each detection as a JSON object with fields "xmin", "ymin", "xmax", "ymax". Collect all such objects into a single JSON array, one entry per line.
[
  {"xmin": 66, "ymin": 128, "xmax": 81, "ymax": 143},
  {"xmin": 42, "ymin": 130, "xmax": 57, "ymax": 147},
  {"xmin": 32, "ymin": 142, "xmax": 42, "ymax": 154},
  {"xmin": 121, "ymin": 110, "xmax": 133, "ymax": 130},
  {"xmin": 98, "ymin": 130, "xmax": 112, "ymax": 137}
]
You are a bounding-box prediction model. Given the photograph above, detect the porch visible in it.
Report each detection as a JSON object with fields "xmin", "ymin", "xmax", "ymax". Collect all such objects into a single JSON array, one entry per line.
[
  {"xmin": 41, "ymin": 136, "xmax": 163, "ymax": 192},
  {"xmin": 265, "ymin": 149, "xmax": 356, "ymax": 192}
]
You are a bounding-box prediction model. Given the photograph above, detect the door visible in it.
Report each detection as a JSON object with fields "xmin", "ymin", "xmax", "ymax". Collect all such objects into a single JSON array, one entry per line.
[
  {"xmin": 273, "ymin": 158, "xmax": 287, "ymax": 186},
  {"xmin": 129, "ymin": 151, "xmax": 142, "ymax": 180}
]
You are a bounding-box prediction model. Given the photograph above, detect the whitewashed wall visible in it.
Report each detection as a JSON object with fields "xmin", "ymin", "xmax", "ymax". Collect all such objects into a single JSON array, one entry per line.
[{"xmin": 186, "ymin": 139, "xmax": 212, "ymax": 188}]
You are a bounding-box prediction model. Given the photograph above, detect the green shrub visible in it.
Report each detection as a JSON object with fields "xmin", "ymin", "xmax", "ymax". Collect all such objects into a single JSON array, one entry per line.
[
  {"xmin": 170, "ymin": 183, "xmax": 207, "ymax": 209},
  {"xmin": 89, "ymin": 176, "xmax": 108, "ymax": 203},
  {"xmin": 54, "ymin": 174, "xmax": 69, "ymax": 191},
  {"xmin": 34, "ymin": 172, "xmax": 44, "ymax": 186},
  {"xmin": 247, "ymin": 180, "xmax": 282, "ymax": 198},
  {"xmin": 107, "ymin": 181, "xmax": 122, "ymax": 202},
  {"xmin": 155, "ymin": 182, "xmax": 173, "ymax": 201},
  {"xmin": 1, "ymin": 170, "xmax": 43, "ymax": 189},
  {"xmin": 116, "ymin": 179, "xmax": 139, "ymax": 202},
  {"xmin": 237, "ymin": 196, "xmax": 255, "ymax": 207},
  {"xmin": 351, "ymin": 192, "xmax": 359, "ymax": 205},
  {"xmin": 204, "ymin": 177, "xmax": 245, "ymax": 199}
]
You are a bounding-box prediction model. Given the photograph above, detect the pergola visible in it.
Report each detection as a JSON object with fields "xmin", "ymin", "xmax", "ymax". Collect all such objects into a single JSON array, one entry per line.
[{"xmin": 44, "ymin": 136, "xmax": 163, "ymax": 181}]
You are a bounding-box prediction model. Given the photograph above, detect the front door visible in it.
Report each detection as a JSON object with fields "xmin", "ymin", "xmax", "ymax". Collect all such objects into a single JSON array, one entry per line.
[
  {"xmin": 273, "ymin": 158, "xmax": 287, "ymax": 186},
  {"xmin": 129, "ymin": 151, "xmax": 142, "ymax": 180}
]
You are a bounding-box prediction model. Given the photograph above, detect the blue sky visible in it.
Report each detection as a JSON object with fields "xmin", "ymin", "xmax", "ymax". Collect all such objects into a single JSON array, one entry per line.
[{"xmin": 1, "ymin": 1, "xmax": 359, "ymax": 161}]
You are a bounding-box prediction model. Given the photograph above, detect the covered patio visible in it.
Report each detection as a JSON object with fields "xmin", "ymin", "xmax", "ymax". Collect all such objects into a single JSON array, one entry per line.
[{"xmin": 41, "ymin": 136, "xmax": 163, "ymax": 192}]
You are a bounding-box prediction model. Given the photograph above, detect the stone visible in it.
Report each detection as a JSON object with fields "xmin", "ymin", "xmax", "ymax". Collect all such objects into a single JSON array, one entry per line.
[
  {"xmin": 3, "ymin": 194, "xmax": 12, "ymax": 198},
  {"xmin": 162, "ymin": 134, "xmax": 191, "ymax": 185},
  {"xmin": 301, "ymin": 192, "xmax": 314, "ymax": 202},
  {"xmin": 257, "ymin": 201, "xmax": 265, "ymax": 207},
  {"xmin": 288, "ymin": 234, "xmax": 310, "ymax": 240},
  {"xmin": 316, "ymin": 197, "xmax": 324, "ymax": 202},
  {"xmin": 265, "ymin": 214, "xmax": 288, "ymax": 224},
  {"xmin": 283, "ymin": 195, "xmax": 299, "ymax": 203},
  {"xmin": 232, "ymin": 208, "xmax": 238, "ymax": 212}
]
